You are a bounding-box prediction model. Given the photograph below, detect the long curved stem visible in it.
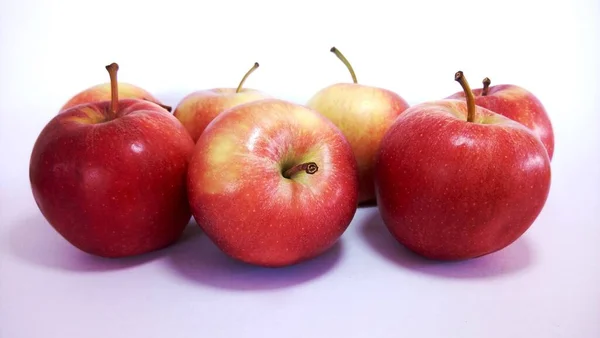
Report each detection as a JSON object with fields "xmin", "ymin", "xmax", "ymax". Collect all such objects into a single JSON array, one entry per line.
[
  {"xmin": 454, "ymin": 71, "xmax": 475, "ymax": 123},
  {"xmin": 105, "ymin": 63, "xmax": 119, "ymax": 116},
  {"xmin": 330, "ymin": 47, "xmax": 357, "ymax": 83},
  {"xmin": 236, "ymin": 62, "xmax": 259, "ymax": 93}
]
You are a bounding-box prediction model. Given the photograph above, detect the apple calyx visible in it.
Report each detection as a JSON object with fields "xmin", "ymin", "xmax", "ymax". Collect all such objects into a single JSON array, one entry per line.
[
  {"xmin": 236, "ymin": 62, "xmax": 260, "ymax": 93},
  {"xmin": 105, "ymin": 63, "xmax": 119, "ymax": 116},
  {"xmin": 330, "ymin": 47, "xmax": 357, "ymax": 84},
  {"xmin": 454, "ymin": 71, "xmax": 476, "ymax": 123},
  {"xmin": 482, "ymin": 77, "xmax": 491, "ymax": 96},
  {"xmin": 282, "ymin": 162, "xmax": 319, "ymax": 179}
]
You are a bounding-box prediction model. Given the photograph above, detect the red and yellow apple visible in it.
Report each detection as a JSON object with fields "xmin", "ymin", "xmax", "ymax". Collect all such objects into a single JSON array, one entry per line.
[
  {"xmin": 173, "ymin": 62, "xmax": 271, "ymax": 142},
  {"xmin": 30, "ymin": 63, "xmax": 195, "ymax": 258},
  {"xmin": 187, "ymin": 99, "xmax": 359, "ymax": 267},
  {"xmin": 375, "ymin": 71, "xmax": 551, "ymax": 260},
  {"xmin": 306, "ymin": 47, "xmax": 410, "ymax": 204},
  {"xmin": 447, "ymin": 77, "xmax": 554, "ymax": 160},
  {"xmin": 60, "ymin": 74, "xmax": 171, "ymax": 113}
]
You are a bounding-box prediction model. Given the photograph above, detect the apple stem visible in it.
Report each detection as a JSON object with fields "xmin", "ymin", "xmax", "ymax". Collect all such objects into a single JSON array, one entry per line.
[
  {"xmin": 283, "ymin": 162, "xmax": 319, "ymax": 179},
  {"xmin": 141, "ymin": 98, "xmax": 172, "ymax": 112},
  {"xmin": 454, "ymin": 71, "xmax": 475, "ymax": 123},
  {"xmin": 482, "ymin": 77, "xmax": 491, "ymax": 96},
  {"xmin": 236, "ymin": 62, "xmax": 260, "ymax": 93},
  {"xmin": 156, "ymin": 102, "xmax": 173, "ymax": 112},
  {"xmin": 105, "ymin": 63, "xmax": 119, "ymax": 116},
  {"xmin": 330, "ymin": 47, "xmax": 357, "ymax": 84}
]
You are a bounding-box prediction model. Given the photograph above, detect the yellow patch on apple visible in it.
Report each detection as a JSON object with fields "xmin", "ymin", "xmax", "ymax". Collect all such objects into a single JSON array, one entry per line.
[
  {"xmin": 207, "ymin": 133, "xmax": 239, "ymax": 164},
  {"xmin": 292, "ymin": 107, "xmax": 324, "ymax": 129},
  {"xmin": 201, "ymin": 134, "xmax": 242, "ymax": 194},
  {"xmin": 66, "ymin": 106, "xmax": 104, "ymax": 124}
]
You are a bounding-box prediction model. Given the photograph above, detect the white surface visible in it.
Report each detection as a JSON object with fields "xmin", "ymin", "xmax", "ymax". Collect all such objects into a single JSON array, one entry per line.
[{"xmin": 1, "ymin": 0, "xmax": 599, "ymax": 337}]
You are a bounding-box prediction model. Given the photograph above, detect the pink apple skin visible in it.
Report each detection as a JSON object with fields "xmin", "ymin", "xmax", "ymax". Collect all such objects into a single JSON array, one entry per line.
[
  {"xmin": 187, "ymin": 99, "xmax": 359, "ymax": 267},
  {"xmin": 375, "ymin": 99, "xmax": 551, "ymax": 260},
  {"xmin": 447, "ymin": 84, "xmax": 554, "ymax": 160},
  {"xmin": 30, "ymin": 99, "xmax": 195, "ymax": 258},
  {"xmin": 60, "ymin": 82, "xmax": 167, "ymax": 113},
  {"xmin": 306, "ymin": 83, "xmax": 410, "ymax": 204},
  {"xmin": 173, "ymin": 88, "xmax": 270, "ymax": 142}
]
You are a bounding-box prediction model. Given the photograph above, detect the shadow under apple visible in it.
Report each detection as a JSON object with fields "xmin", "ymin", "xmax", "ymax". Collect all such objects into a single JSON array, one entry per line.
[
  {"xmin": 164, "ymin": 224, "xmax": 344, "ymax": 291},
  {"xmin": 358, "ymin": 200, "xmax": 378, "ymax": 208},
  {"xmin": 8, "ymin": 212, "xmax": 193, "ymax": 272},
  {"xmin": 360, "ymin": 210, "xmax": 536, "ymax": 279}
]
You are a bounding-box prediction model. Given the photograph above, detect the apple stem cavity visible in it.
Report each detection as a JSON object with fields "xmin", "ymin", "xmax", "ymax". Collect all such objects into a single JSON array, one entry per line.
[
  {"xmin": 283, "ymin": 162, "xmax": 319, "ymax": 179},
  {"xmin": 105, "ymin": 62, "xmax": 120, "ymax": 116},
  {"xmin": 330, "ymin": 47, "xmax": 357, "ymax": 84},
  {"xmin": 482, "ymin": 77, "xmax": 491, "ymax": 96},
  {"xmin": 236, "ymin": 62, "xmax": 260, "ymax": 93},
  {"xmin": 454, "ymin": 71, "xmax": 476, "ymax": 123}
]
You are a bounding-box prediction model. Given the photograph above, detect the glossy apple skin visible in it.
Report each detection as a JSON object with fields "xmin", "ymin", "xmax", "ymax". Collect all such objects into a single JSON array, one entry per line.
[
  {"xmin": 447, "ymin": 84, "xmax": 554, "ymax": 160},
  {"xmin": 30, "ymin": 99, "xmax": 195, "ymax": 258},
  {"xmin": 187, "ymin": 99, "xmax": 359, "ymax": 267},
  {"xmin": 173, "ymin": 88, "xmax": 270, "ymax": 142},
  {"xmin": 374, "ymin": 100, "xmax": 551, "ymax": 260},
  {"xmin": 60, "ymin": 82, "xmax": 166, "ymax": 113},
  {"xmin": 306, "ymin": 83, "xmax": 410, "ymax": 204}
]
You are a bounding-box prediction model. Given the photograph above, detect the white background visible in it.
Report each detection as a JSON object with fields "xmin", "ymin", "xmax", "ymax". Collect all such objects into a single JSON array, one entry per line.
[{"xmin": 1, "ymin": 0, "xmax": 599, "ymax": 337}]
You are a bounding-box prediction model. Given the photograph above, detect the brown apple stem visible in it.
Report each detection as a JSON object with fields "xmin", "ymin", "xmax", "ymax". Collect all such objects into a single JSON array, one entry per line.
[
  {"xmin": 236, "ymin": 62, "xmax": 259, "ymax": 93},
  {"xmin": 482, "ymin": 77, "xmax": 491, "ymax": 96},
  {"xmin": 283, "ymin": 162, "xmax": 319, "ymax": 179},
  {"xmin": 454, "ymin": 71, "xmax": 475, "ymax": 123},
  {"xmin": 330, "ymin": 47, "xmax": 357, "ymax": 84},
  {"xmin": 105, "ymin": 63, "xmax": 119, "ymax": 116},
  {"xmin": 147, "ymin": 100, "xmax": 172, "ymax": 112}
]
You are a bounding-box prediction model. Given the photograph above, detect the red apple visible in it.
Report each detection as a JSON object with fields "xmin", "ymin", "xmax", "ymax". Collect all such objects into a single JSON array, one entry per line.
[
  {"xmin": 29, "ymin": 63, "xmax": 195, "ymax": 258},
  {"xmin": 306, "ymin": 47, "xmax": 410, "ymax": 204},
  {"xmin": 447, "ymin": 77, "xmax": 554, "ymax": 160},
  {"xmin": 374, "ymin": 71, "xmax": 551, "ymax": 260},
  {"xmin": 173, "ymin": 62, "xmax": 271, "ymax": 142},
  {"xmin": 59, "ymin": 71, "xmax": 172, "ymax": 113},
  {"xmin": 187, "ymin": 98, "xmax": 359, "ymax": 267}
]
